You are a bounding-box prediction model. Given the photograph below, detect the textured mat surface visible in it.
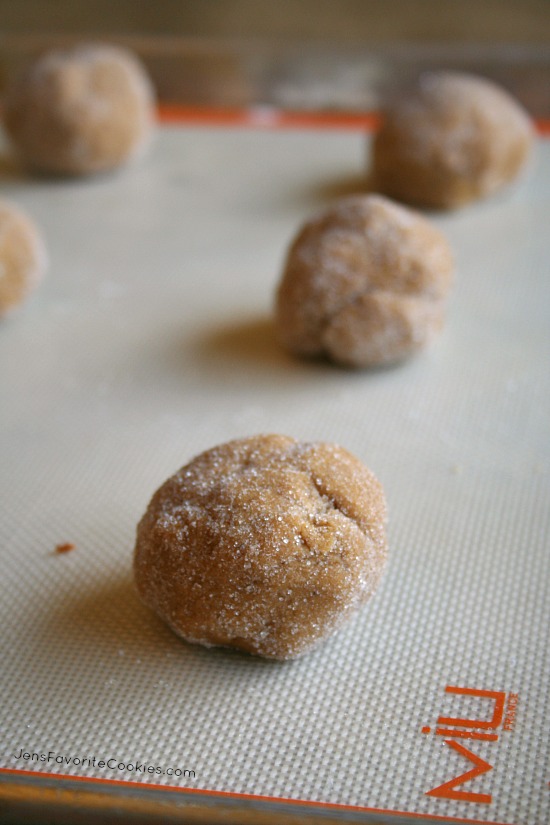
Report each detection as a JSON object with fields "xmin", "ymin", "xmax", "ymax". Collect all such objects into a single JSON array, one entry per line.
[{"xmin": 1, "ymin": 124, "xmax": 548, "ymax": 824}]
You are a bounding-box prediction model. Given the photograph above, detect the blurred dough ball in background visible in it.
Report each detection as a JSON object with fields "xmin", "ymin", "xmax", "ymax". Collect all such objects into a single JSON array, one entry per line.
[
  {"xmin": 0, "ymin": 199, "xmax": 47, "ymax": 317},
  {"xmin": 2, "ymin": 42, "xmax": 156, "ymax": 176},
  {"xmin": 372, "ymin": 71, "xmax": 534, "ymax": 209}
]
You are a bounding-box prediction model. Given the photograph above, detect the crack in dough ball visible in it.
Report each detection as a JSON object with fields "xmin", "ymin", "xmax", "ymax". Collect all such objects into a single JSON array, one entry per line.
[
  {"xmin": 0, "ymin": 199, "xmax": 47, "ymax": 316},
  {"xmin": 372, "ymin": 71, "xmax": 534, "ymax": 209},
  {"xmin": 275, "ymin": 194, "xmax": 453, "ymax": 367},
  {"xmin": 3, "ymin": 43, "xmax": 156, "ymax": 176},
  {"xmin": 134, "ymin": 434, "xmax": 388, "ymax": 660}
]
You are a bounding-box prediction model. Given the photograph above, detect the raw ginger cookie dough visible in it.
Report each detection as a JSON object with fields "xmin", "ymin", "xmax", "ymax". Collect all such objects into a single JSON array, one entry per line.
[
  {"xmin": 0, "ymin": 199, "xmax": 47, "ymax": 316},
  {"xmin": 3, "ymin": 43, "xmax": 155, "ymax": 176},
  {"xmin": 134, "ymin": 434, "xmax": 388, "ymax": 660},
  {"xmin": 275, "ymin": 194, "xmax": 453, "ymax": 367},
  {"xmin": 372, "ymin": 71, "xmax": 534, "ymax": 209}
]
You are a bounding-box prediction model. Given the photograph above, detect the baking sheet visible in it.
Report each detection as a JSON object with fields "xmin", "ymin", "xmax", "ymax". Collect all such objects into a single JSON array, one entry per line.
[{"xmin": 0, "ymin": 121, "xmax": 549, "ymax": 825}]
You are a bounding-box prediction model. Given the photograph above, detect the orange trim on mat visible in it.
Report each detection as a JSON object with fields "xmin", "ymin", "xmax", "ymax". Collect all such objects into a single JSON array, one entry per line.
[
  {"xmin": 157, "ymin": 104, "xmax": 381, "ymax": 130},
  {"xmin": 0, "ymin": 767, "xmax": 512, "ymax": 825},
  {"xmin": 157, "ymin": 104, "xmax": 550, "ymax": 135}
]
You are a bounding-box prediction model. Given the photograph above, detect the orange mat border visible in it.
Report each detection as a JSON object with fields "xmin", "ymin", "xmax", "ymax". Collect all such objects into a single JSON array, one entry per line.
[
  {"xmin": 157, "ymin": 104, "xmax": 550, "ymax": 134},
  {"xmin": 0, "ymin": 767, "xmax": 514, "ymax": 825}
]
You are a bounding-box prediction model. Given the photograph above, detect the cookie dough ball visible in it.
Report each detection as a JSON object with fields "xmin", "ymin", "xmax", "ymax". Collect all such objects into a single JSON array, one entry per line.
[
  {"xmin": 134, "ymin": 434, "xmax": 388, "ymax": 660},
  {"xmin": 372, "ymin": 71, "xmax": 534, "ymax": 208},
  {"xmin": 275, "ymin": 194, "xmax": 453, "ymax": 368},
  {"xmin": 0, "ymin": 199, "xmax": 47, "ymax": 316},
  {"xmin": 3, "ymin": 43, "xmax": 155, "ymax": 176}
]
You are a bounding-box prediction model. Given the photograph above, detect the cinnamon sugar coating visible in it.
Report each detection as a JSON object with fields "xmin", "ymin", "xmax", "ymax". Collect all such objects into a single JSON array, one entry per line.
[
  {"xmin": 275, "ymin": 195, "xmax": 453, "ymax": 367},
  {"xmin": 134, "ymin": 434, "xmax": 388, "ymax": 660},
  {"xmin": 372, "ymin": 71, "xmax": 534, "ymax": 209},
  {"xmin": 0, "ymin": 199, "xmax": 47, "ymax": 316},
  {"xmin": 3, "ymin": 43, "xmax": 155, "ymax": 176}
]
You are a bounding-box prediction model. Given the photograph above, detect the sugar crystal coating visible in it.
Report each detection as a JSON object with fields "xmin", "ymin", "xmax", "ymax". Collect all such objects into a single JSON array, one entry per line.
[
  {"xmin": 3, "ymin": 43, "xmax": 156, "ymax": 176},
  {"xmin": 134, "ymin": 434, "xmax": 388, "ymax": 660},
  {"xmin": 0, "ymin": 199, "xmax": 47, "ymax": 316},
  {"xmin": 372, "ymin": 71, "xmax": 534, "ymax": 208},
  {"xmin": 275, "ymin": 194, "xmax": 453, "ymax": 367}
]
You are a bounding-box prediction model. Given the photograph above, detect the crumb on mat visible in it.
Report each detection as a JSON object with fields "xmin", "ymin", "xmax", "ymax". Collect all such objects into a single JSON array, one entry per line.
[{"xmin": 55, "ymin": 542, "xmax": 76, "ymax": 554}]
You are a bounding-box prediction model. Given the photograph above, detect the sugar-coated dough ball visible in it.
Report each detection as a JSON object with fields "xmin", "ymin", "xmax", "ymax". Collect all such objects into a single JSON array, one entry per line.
[
  {"xmin": 275, "ymin": 194, "xmax": 453, "ymax": 367},
  {"xmin": 372, "ymin": 71, "xmax": 534, "ymax": 208},
  {"xmin": 3, "ymin": 43, "xmax": 155, "ymax": 176},
  {"xmin": 0, "ymin": 199, "xmax": 47, "ymax": 316},
  {"xmin": 134, "ymin": 434, "xmax": 388, "ymax": 660}
]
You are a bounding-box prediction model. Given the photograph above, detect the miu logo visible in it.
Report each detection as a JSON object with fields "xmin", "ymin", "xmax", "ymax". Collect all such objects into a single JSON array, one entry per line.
[{"xmin": 422, "ymin": 685, "xmax": 518, "ymax": 804}]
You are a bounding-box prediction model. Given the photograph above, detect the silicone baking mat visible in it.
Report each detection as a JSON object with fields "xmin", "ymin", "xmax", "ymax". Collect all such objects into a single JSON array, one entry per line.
[{"xmin": 1, "ymin": 118, "xmax": 549, "ymax": 825}]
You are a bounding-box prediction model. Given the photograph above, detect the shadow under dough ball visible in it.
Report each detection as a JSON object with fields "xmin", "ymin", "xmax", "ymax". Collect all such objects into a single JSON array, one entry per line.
[
  {"xmin": 0, "ymin": 199, "xmax": 47, "ymax": 316},
  {"xmin": 134, "ymin": 434, "xmax": 388, "ymax": 660},
  {"xmin": 275, "ymin": 194, "xmax": 453, "ymax": 368},
  {"xmin": 372, "ymin": 71, "xmax": 534, "ymax": 209},
  {"xmin": 3, "ymin": 43, "xmax": 156, "ymax": 176}
]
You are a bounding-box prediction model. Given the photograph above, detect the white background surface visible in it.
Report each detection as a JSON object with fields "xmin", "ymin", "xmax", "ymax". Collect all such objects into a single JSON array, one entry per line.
[{"xmin": 1, "ymin": 124, "xmax": 549, "ymax": 824}]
